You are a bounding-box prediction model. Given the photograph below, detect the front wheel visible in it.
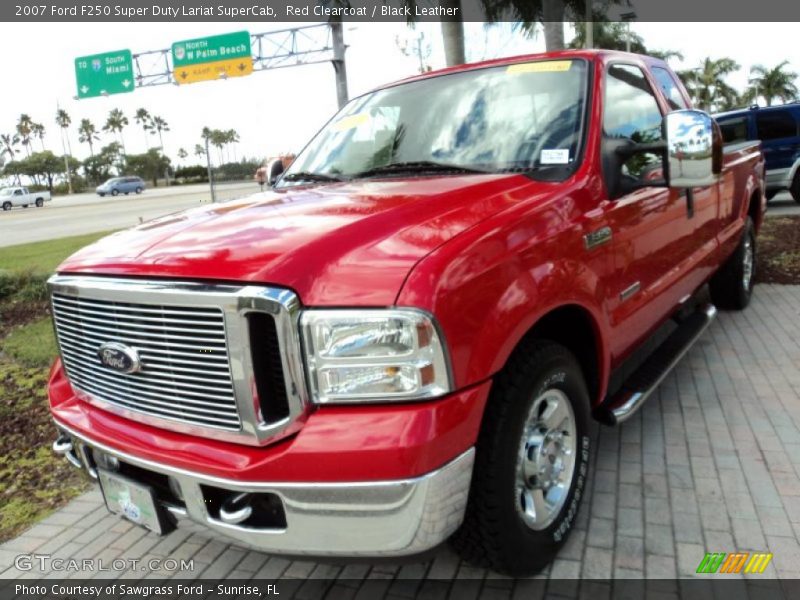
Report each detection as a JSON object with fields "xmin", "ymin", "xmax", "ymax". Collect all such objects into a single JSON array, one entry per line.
[
  {"xmin": 2, "ymin": 201, "xmax": 11, "ymax": 211},
  {"xmin": 451, "ymin": 340, "xmax": 591, "ymax": 576},
  {"xmin": 710, "ymin": 216, "xmax": 756, "ymax": 310}
]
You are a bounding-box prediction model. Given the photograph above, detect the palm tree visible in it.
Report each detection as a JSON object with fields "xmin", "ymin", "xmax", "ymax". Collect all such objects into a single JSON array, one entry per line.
[
  {"xmin": 78, "ymin": 118, "xmax": 100, "ymax": 157},
  {"xmin": 134, "ymin": 108, "xmax": 152, "ymax": 150},
  {"xmin": 31, "ymin": 122, "xmax": 46, "ymax": 151},
  {"xmin": 0, "ymin": 133, "xmax": 19, "ymax": 162},
  {"xmin": 678, "ymin": 58, "xmax": 740, "ymax": 112},
  {"xmin": 56, "ymin": 108, "xmax": 73, "ymax": 157},
  {"xmin": 150, "ymin": 116, "xmax": 170, "ymax": 154},
  {"xmin": 747, "ymin": 61, "xmax": 799, "ymax": 106},
  {"xmin": 225, "ymin": 129, "xmax": 240, "ymax": 162},
  {"xmin": 194, "ymin": 143, "xmax": 206, "ymax": 159},
  {"xmin": 103, "ymin": 109, "xmax": 129, "ymax": 156},
  {"xmin": 16, "ymin": 114, "xmax": 34, "ymax": 156},
  {"xmin": 177, "ymin": 148, "xmax": 188, "ymax": 164}
]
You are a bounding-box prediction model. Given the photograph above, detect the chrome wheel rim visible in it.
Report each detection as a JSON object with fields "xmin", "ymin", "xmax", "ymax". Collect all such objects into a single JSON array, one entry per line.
[
  {"xmin": 742, "ymin": 236, "xmax": 754, "ymax": 291},
  {"xmin": 515, "ymin": 388, "xmax": 577, "ymax": 531}
]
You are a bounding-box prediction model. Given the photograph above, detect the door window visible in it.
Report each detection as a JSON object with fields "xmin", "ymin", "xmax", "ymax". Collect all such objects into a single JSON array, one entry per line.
[
  {"xmin": 651, "ymin": 67, "xmax": 690, "ymax": 111},
  {"xmin": 718, "ymin": 117, "xmax": 749, "ymax": 144},
  {"xmin": 604, "ymin": 64, "xmax": 664, "ymax": 182}
]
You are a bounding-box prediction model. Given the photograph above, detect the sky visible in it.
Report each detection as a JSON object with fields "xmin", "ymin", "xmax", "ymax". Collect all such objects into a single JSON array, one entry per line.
[{"xmin": 0, "ymin": 21, "xmax": 796, "ymax": 167}]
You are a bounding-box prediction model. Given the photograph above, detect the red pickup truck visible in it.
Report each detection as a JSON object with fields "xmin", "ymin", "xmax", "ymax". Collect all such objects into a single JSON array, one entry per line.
[{"xmin": 48, "ymin": 50, "xmax": 764, "ymax": 575}]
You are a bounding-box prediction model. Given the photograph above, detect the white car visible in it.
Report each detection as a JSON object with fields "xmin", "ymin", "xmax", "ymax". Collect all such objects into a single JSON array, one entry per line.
[{"xmin": 0, "ymin": 186, "xmax": 51, "ymax": 211}]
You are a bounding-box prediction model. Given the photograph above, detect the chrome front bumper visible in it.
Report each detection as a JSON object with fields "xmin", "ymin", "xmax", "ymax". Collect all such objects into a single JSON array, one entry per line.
[{"xmin": 52, "ymin": 420, "xmax": 474, "ymax": 557}]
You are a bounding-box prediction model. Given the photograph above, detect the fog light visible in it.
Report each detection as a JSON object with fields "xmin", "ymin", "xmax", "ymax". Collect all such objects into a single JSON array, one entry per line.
[{"xmin": 92, "ymin": 450, "xmax": 119, "ymax": 471}]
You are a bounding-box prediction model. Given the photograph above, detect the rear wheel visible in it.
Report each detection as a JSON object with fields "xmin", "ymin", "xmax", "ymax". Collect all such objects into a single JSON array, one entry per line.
[
  {"xmin": 35, "ymin": 198, "xmax": 43, "ymax": 207},
  {"xmin": 135, "ymin": 187, "xmax": 143, "ymax": 194},
  {"xmin": 451, "ymin": 340, "xmax": 591, "ymax": 576},
  {"xmin": 2, "ymin": 201, "xmax": 11, "ymax": 211},
  {"xmin": 791, "ymin": 172, "xmax": 800, "ymax": 204},
  {"xmin": 710, "ymin": 216, "xmax": 756, "ymax": 310}
]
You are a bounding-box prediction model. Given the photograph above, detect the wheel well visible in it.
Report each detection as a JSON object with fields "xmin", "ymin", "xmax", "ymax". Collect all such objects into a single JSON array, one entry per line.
[
  {"xmin": 748, "ymin": 190, "xmax": 762, "ymax": 232},
  {"xmin": 518, "ymin": 305, "xmax": 601, "ymax": 403}
]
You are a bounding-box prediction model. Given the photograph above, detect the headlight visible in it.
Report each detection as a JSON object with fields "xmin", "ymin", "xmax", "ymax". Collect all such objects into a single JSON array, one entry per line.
[{"xmin": 300, "ymin": 309, "xmax": 451, "ymax": 404}]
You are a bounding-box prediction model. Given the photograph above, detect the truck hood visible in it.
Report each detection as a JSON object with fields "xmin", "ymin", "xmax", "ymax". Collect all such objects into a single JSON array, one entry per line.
[{"xmin": 59, "ymin": 174, "xmax": 543, "ymax": 305}]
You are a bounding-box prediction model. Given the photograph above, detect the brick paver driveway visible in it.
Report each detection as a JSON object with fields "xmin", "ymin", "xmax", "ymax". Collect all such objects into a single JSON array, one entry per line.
[{"xmin": 2, "ymin": 285, "xmax": 800, "ymax": 592}]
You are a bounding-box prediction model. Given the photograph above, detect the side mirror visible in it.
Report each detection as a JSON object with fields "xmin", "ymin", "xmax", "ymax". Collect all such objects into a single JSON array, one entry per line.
[
  {"xmin": 267, "ymin": 159, "xmax": 285, "ymax": 186},
  {"xmin": 664, "ymin": 109, "xmax": 721, "ymax": 188}
]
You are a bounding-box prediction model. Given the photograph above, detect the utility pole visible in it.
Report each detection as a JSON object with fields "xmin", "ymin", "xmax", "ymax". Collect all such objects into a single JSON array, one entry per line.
[
  {"xmin": 585, "ymin": 0, "xmax": 593, "ymax": 49},
  {"xmin": 330, "ymin": 20, "xmax": 349, "ymax": 109},
  {"xmin": 57, "ymin": 102, "xmax": 73, "ymax": 194},
  {"xmin": 205, "ymin": 135, "xmax": 216, "ymax": 204}
]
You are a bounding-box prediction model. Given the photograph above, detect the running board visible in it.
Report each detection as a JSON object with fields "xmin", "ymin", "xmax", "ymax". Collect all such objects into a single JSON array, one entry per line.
[{"xmin": 594, "ymin": 304, "xmax": 717, "ymax": 426}]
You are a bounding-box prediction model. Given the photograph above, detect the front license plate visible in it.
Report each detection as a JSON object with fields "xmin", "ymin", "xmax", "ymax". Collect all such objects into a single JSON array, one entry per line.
[{"xmin": 98, "ymin": 469, "xmax": 165, "ymax": 534}]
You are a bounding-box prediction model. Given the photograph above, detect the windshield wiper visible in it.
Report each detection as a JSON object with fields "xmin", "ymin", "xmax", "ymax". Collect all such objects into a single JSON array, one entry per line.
[
  {"xmin": 352, "ymin": 161, "xmax": 489, "ymax": 178},
  {"xmin": 281, "ymin": 171, "xmax": 346, "ymax": 183}
]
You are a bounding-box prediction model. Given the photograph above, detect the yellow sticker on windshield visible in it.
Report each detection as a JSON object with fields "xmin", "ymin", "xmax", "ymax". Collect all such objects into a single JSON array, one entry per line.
[
  {"xmin": 507, "ymin": 61, "xmax": 572, "ymax": 74},
  {"xmin": 333, "ymin": 113, "xmax": 370, "ymax": 131}
]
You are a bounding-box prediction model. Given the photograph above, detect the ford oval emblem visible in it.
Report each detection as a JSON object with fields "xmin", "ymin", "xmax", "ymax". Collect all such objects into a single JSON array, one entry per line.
[{"xmin": 97, "ymin": 342, "xmax": 141, "ymax": 374}]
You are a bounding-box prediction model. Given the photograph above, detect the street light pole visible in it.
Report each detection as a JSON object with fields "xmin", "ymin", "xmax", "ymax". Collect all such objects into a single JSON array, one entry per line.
[
  {"xmin": 330, "ymin": 20, "xmax": 349, "ymax": 109},
  {"xmin": 204, "ymin": 135, "xmax": 216, "ymax": 204},
  {"xmin": 620, "ymin": 12, "xmax": 637, "ymax": 53}
]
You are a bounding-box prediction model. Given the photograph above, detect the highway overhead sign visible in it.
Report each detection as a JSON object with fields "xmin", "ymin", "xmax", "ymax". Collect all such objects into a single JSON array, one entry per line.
[
  {"xmin": 171, "ymin": 31, "xmax": 253, "ymax": 85},
  {"xmin": 75, "ymin": 50, "xmax": 135, "ymax": 99}
]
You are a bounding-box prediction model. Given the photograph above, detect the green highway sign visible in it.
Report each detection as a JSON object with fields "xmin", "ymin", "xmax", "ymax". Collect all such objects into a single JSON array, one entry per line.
[
  {"xmin": 171, "ymin": 31, "xmax": 251, "ymax": 68},
  {"xmin": 75, "ymin": 50, "xmax": 135, "ymax": 99}
]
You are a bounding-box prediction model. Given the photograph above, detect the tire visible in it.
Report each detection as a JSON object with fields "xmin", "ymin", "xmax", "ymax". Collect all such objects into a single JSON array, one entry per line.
[
  {"xmin": 35, "ymin": 198, "xmax": 43, "ymax": 207},
  {"xmin": 135, "ymin": 187, "xmax": 143, "ymax": 194},
  {"xmin": 451, "ymin": 340, "xmax": 591, "ymax": 576},
  {"xmin": 2, "ymin": 201, "xmax": 11, "ymax": 211},
  {"xmin": 791, "ymin": 172, "xmax": 800, "ymax": 204},
  {"xmin": 111, "ymin": 189, "xmax": 119, "ymax": 196},
  {"xmin": 765, "ymin": 189, "xmax": 779, "ymax": 202},
  {"xmin": 709, "ymin": 216, "xmax": 756, "ymax": 310}
]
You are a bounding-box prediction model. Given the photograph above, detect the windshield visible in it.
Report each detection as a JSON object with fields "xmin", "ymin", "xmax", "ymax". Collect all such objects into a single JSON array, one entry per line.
[
  {"xmin": 103, "ymin": 178, "xmax": 120, "ymax": 185},
  {"xmin": 0, "ymin": 188, "xmax": 12, "ymax": 196},
  {"xmin": 281, "ymin": 59, "xmax": 588, "ymax": 185}
]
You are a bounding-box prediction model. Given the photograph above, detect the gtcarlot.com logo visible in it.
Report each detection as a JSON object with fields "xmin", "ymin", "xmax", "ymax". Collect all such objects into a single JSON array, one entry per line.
[
  {"xmin": 696, "ymin": 552, "xmax": 773, "ymax": 574},
  {"xmin": 14, "ymin": 554, "xmax": 194, "ymax": 572}
]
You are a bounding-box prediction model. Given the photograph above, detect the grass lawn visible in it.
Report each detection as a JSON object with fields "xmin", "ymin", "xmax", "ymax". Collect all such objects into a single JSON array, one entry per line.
[
  {"xmin": 0, "ymin": 230, "xmax": 115, "ymax": 274},
  {"xmin": 4, "ymin": 317, "xmax": 57, "ymax": 368}
]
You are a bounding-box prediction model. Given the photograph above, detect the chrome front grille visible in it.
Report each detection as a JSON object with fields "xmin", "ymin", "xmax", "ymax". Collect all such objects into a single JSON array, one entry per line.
[
  {"xmin": 52, "ymin": 293, "xmax": 241, "ymax": 431},
  {"xmin": 48, "ymin": 276, "xmax": 310, "ymax": 446}
]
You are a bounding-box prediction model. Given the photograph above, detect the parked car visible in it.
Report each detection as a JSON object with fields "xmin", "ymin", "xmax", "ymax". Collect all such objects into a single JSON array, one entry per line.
[
  {"xmin": 0, "ymin": 186, "xmax": 51, "ymax": 211},
  {"xmin": 96, "ymin": 176, "xmax": 145, "ymax": 197},
  {"xmin": 48, "ymin": 50, "xmax": 764, "ymax": 576},
  {"xmin": 715, "ymin": 103, "xmax": 800, "ymax": 202}
]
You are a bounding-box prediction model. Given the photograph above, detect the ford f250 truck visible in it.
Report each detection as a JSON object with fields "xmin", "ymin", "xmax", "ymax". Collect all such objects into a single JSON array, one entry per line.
[
  {"xmin": 1, "ymin": 186, "xmax": 51, "ymax": 210},
  {"xmin": 48, "ymin": 50, "xmax": 764, "ymax": 575}
]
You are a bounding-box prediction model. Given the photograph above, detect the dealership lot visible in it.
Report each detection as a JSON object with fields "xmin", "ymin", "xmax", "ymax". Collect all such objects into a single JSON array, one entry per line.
[{"xmin": 0, "ymin": 284, "xmax": 798, "ymax": 588}]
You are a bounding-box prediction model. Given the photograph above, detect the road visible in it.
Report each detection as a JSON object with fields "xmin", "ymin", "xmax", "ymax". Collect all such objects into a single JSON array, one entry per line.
[
  {"xmin": 0, "ymin": 181, "xmax": 259, "ymax": 248},
  {"xmin": 766, "ymin": 191, "xmax": 800, "ymax": 216}
]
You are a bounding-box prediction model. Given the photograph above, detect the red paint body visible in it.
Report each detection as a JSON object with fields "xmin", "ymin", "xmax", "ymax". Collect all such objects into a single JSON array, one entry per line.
[{"xmin": 50, "ymin": 50, "xmax": 765, "ymax": 482}]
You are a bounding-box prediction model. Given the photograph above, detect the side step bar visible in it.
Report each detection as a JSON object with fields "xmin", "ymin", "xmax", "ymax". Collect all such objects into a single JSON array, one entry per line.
[{"xmin": 594, "ymin": 304, "xmax": 717, "ymax": 426}]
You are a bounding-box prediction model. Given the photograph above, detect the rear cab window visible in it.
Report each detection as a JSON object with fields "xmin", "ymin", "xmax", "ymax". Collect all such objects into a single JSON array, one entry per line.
[{"xmin": 718, "ymin": 116, "xmax": 750, "ymax": 144}]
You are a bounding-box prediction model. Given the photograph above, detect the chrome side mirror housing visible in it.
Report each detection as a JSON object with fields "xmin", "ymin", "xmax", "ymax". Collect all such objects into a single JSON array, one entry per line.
[{"xmin": 664, "ymin": 110, "xmax": 721, "ymax": 188}]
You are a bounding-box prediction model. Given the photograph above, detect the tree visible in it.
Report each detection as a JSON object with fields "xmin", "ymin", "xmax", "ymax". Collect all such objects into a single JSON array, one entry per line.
[
  {"xmin": 134, "ymin": 108, "xmax": 152, "ymax": 150},
  {"xmin": 150, "ymin": 116, "xmax": 170, "ymax": 154},
  {"xmin": 126, "ymin": 149, "xmax": 171, "ymax": 186},
  {"xmin": 569, "ymin": 20, "xmax": 683, "ymax": 59},
  {"xmin": 30, "ymin": 122, "xmax": 46, "ymax": 152},
  {"xmin": 21, "ymin": 151, "xmax": 65, "ymax": 192},
  {"xmin": 397, "ymin": 28, "xmax": 433, "ymax": 73},
  {"xmin": 103, "ymin": 109, "xmax": 129, "ymax": 156},
  {"xmin": 56, "ymin": 109, "xmax": 73, "ymax": 156},
  {"xmin": 194, "ymin": 144, "xmax": 206, "ymax": 159},
  {"xmin": 0, "ymin": 133, "xmax": 19, "ymax": 164},
  {"xmin": 177, "ymin": 147, "xmax": 188, "ymax": 163},
  {"xmin": 83, "ymin": 142, "xmax": 123, "ymax": 183},
  {"xmin": 16, "ymin": 114, "xmax": 34, "ymax": 156},
  {"xmin": 225, "ymin": 129, "xmax": 239, "ymax": 162},
  {"xmin": 78, "ymin": 119, "xmax": 100, "ymax": 158},
  {"xmin": 747, "ymin": 61, "xmax": 799, "ymax": 106},
  {"xmin": 677, "ymin": 58, "xmax": 741, "ymax": 112}
]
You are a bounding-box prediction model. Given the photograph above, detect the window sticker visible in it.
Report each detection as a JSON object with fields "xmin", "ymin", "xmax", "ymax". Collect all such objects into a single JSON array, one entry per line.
[
  {"xmin": 333, "ymin": 113, "xmax": 370, "ymax": 131},
  {"xmin": 507, "ymin": 61, "xmax": 572, "ymax": 74},
  {"xmin": 540, "ymin": 149, "xmax": 570, "ymax": 164}
]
